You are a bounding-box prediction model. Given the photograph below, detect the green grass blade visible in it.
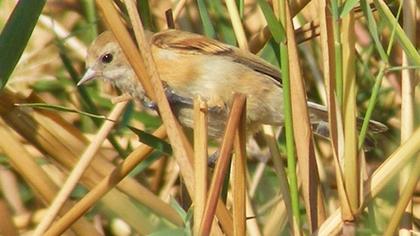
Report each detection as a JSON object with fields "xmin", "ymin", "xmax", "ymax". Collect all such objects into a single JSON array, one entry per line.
[
  {"xmin": 257, "ymin": 0, "xmax": 286, "ymax": 43},
  {"xmin": 128, "ymin": 126, "xmax": 172, "ymax": 156},
  {"xmin": 80, "ymin": 0, "xmax": 98, "ymax": 41},
  {"xmin": 340, "ymin": 0, "xmax": 358, "ymax": 18},
  {"xmin": 0, "ymin": 1, "xmax": 46, "ymax": 89},
  {"xmin": 360, "ymin": 0, "xmax": 388, "ymax": 63},
  {"xmin": 373, "ymin": 0, "xmax": 420, "ymax": 65},
  {"xmin": 197, "ymin": 0, "xmax": 216, "ymax": 38}
]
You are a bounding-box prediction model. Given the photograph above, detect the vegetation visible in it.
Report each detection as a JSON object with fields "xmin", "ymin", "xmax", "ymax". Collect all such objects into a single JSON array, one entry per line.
[{"xmin": 0, "ymin": 0, "xmax": 418, "ymax": 235}]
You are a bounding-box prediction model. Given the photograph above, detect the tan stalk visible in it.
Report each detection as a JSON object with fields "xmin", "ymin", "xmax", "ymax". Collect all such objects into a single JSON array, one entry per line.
[
  {"xmin": 224, "ymin": 0, "xmax": 248, "ymax": 49},
  {"xmin": 232, "ymin": 98, "xmax": 247, "ymax": 236},
  {"xmin": 316, "ymin": 0, "xmax": 353, "ymax": 226},
  {"xmin": 399, "ymin": 0, "xmax": 417, "ymax": 233},
  {"xmin": 173, "ymin": 0, "xmax": 188, "ymax": 22},
  {"xmin": 262, "ymin": 125, "xmax": 291, "ymax": 233},
  {"xmin": 384, "ymin": 155, "xmax": 420, "ymax": 236},
  {"xmin": 317, "ymin": 127, "xmax": 420, "ymax": 235},
  {"xmin": 199, "ymin": 94, "xmax": 246, "ymax": 236},
  {"xmin": 43, "ymin": 126, "xmax": 177, "ymax": 236},
  {"xmin": 341, "ymin": 10, "xmax": 359, "ymax": 223},
  {"xmin": 0, "ymin": 89, "xmax": 181, "ymax": 232},
  {"xmin": 0, "ymin": 200, "xmax": 19, "ymax": 236},
  {"xmin": 285, "ymin": 2, "xmax": 326, "ymax": 231},
  {"xmin": 193, "ymin": 96, "xmax": 208, "ymax": 236},
  {"xmin": 33, "ymin": 101, "xmax": 128, "ymax": 236},
  {"xmin": 0, "ymin": 123, "xmax": 99, "ymax": 235}
]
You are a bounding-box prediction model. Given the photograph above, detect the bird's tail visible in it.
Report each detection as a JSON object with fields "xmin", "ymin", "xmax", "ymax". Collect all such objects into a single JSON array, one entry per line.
[{"xmin": 307, "ymin": 102, "xmax": 388, "ymax": 150}]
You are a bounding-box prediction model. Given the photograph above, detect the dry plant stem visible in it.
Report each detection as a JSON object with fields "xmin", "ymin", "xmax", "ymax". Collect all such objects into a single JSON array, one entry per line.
[
  {"xmin": 317, "ymin": 0, "xmax": 353, "ymax": 226},
  {"xmin": 262, "ymin": 125, "xmax": 292, "ymax": 231},
  {"xmin": 193, "ymin": 96, "xmax": 208, "ymax": 236},
  {"xmin": 245, "ymin": 194, "xmax": 262, "ymax": 236},
  {"xmin": 0, "ymin": 122, "xmax": 99, "ymax": 235},
  {"xmin": 249, "ymin": 161, "xmax": 266, "ymax": 197},
  {"xmin": 0, "ymin": 200, "xmax": 19, "ymax": 236},
  {"xmin": 224, "ymin": 0, "xmax": 248, "ymax": 49},
  {"xmin": 232, "ymin": 99, "xmax": 247, "ymax": 236},
  {"xmin": 0, "ymin": 91, "xmax": 164, "ymax": 233},
  {"xmin": 248, "ymin": 0, "xmax": 310, "ymax": 53},
  {"xmin": 38, "ymin": 15, "xmax": 86, "ymax": 60},
  {"xmin": 285, "ymin": 2, "xmax": 325, "ymax": 231},
  {"xmin": 316, "ymin": 127, "xmax": 420, "ymax": 235},
  {"xmin": 33, "ymin": 101, "xmax": 128, "ymax": 236},
  {"xmin": 0, "ymin": 167, "xmax": 27, "ymax": 215},
  {"xmin": 124, "ymin": 1, "xmax": 233, "ymax": 234},
  {"xmin": 173, "ymin": 0, "xmax": 188, "ymax": 21},
  {"xmin": 111, "ymin": 93, "xmax": 132, "ymax": 104},
  {"xmin": 399, "ymin": 0, "xmax": 416, "ymax": 232},
  {"xmin": 341, "ymin": 11, "xmax": 359, "ymax": 220},
  {"xmin": 263, "ymin": 196, "xmax": 288, "ymax": 235},
  {"xmin": 44, "ymin": 126, "xmax": 173, "ymax": 236},
  {"xmin": 384, "ymin": 155, "xmax": 420, "ymax": 236},
  {"xmin": 199, "ymin": 94, "xmax": 246, "ymax": 236}
]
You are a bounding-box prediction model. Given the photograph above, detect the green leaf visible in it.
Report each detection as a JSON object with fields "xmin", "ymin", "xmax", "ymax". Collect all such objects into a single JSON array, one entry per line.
[
  {"xmin": 256, "ymin": 0, "xmax": 285, "ymax": 43},
  {"xmin": 0, "ymin": 1, "xmax": 46, "ymax": 89},
  {"xmin": 197, "ymin": 0, "xmax": 216, "ymax": 38},
  {"xmin": 360, "ymin": 0, "xmax": 388, "ymax": 62},
  {"xmin": 137, "ymin": 0, "xmax": 155, "ymax": 31},
  {"xmin": 373, "ymin": 0, "xmax": 420, "ymax": 65},
  {"xmin": 128, "ymin": 126, "xmax": 172, "ymax": 155},
  {"xmin": 340, "ymin": 0, "xmax": 359, "ymax": 17},
  {"xmin": 15, "ymin": 103, "xmax": 108, "ymax": 120}
]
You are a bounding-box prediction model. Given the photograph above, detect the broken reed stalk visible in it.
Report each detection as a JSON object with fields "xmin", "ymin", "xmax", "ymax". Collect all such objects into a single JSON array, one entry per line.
[
  {"xmin": 193, "ymin": 96, "xmax": 208, "ymax": 236},
  {"xmin": 43, "ymin": 126, "xmax": 176, "ymax": 236},
  {"xmin": 33, "ymin": 101, "xmax": 128, "ymax": 236},
  {"xmin": 232, "ymin": 98, "xmax": 247, "ymax": 236},
  {"xmin": 199, "ymin": 94, "xmax": 246, "ymax": 236}
]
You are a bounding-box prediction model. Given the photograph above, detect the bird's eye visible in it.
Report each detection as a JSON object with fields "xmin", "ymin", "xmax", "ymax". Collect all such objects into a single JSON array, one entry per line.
[{"xmin": 101, "ymin": 53, "xmax": 113, "ymax": 64}]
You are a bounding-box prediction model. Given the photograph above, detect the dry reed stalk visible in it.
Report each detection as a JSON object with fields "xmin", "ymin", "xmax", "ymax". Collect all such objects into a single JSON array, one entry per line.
[
  {"xmin": 398, "ymin": 0, "xmax": 417, "ymax": 232},
  {"xmin": 0, "ymin": 89, "xmax": 181, "ymax": 232},
  {"xmin": 384, "ymin": 156, "xmax": 420, "ymax": 236},
  {"xmin": 33, "ymin": 101, "xmax": 128, "ymax": 236},
  {"xmin": 0, "ymin": 167, "xmax": 27, "ymax": 216},
  {"xmin": 0, "ymin": 120, "xmax": 99, "ymax": 235},
  {"xmin": 317, "ymin": 127, "xmax": 420, "ymax": 235},
  {"xmin": 193, "ymin": 96, "xmax": 208, "ymax": 235},
  {"xmin": 199, "ymin": 94, "xmax": 246, "ymax": 235},
  {"xmin": 232, "ymin": 98, "xmax": 247, "ymax": 236},
  {"xmin": 341, "ymin": 10, "xmax": 359, "ymax": 222},
  {"xmin": 172, "ymin": 0, "xmax": 188, "ymax": 21},
  {"xmin": 38, "ymin": 15, "xmax": 87, "ymax": 60},
  {"xmin": 316, "ymin": 0, "xmax": 354, "ymax": 227},
  {"xmin": 43, "ymin": 125, "xmax": 175, "ymax": 236},
  {"xmin": 285, "ymin": 2, "xmax": 326, "ymax": 231},
  {"xmin": 224, "ymin": 0, "xmax": 248, "ymax": 50},
  {"xmin": 0, "ymin": 200, "xmax": 19, "ymax": 236}
]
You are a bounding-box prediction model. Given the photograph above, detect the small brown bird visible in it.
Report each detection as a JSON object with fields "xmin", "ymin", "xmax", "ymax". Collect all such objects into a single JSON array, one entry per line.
[{"xmin": 78, "ymin": 29, "xmax": 386, "ymax": 140}]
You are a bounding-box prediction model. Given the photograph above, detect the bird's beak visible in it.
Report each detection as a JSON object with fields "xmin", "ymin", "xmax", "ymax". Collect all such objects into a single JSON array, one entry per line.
[{"xmin": 77, "ymin": 68, "xmax": 98, "ymax": 86}]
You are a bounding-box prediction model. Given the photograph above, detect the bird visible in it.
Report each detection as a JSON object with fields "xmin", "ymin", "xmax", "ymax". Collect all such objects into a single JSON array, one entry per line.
[{"xmin": 77, "ymin": 29, "xmax": 387, "ymax": 143}]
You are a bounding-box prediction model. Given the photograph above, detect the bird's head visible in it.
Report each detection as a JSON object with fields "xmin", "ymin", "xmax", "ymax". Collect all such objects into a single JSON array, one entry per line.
[{"xmin": 78, "ymin": 31, "xmax": 130, "ymax": 86}]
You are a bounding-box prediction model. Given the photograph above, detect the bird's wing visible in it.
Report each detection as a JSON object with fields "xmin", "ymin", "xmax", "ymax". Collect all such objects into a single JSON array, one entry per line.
[{"xmin": 151, "ymin": 29, "xmax": 282, "ymax": 87}]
